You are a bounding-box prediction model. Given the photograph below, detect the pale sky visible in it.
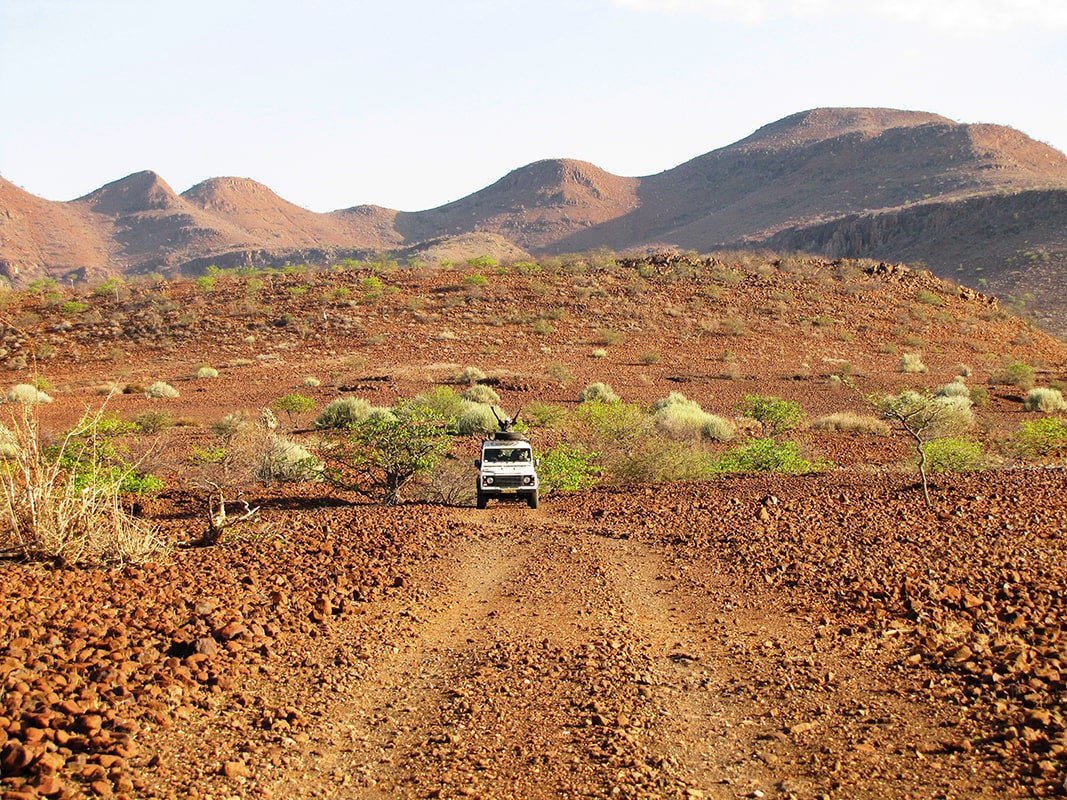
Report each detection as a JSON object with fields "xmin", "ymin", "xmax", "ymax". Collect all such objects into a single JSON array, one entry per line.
[{"xmin": 2, "ymin": 0, "xmax": 1065, "ymax": 212}]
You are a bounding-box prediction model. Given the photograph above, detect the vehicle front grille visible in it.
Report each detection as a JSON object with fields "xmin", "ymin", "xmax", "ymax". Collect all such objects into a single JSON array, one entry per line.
[{"xmin": 492, "ymin": 475, "xmax": 526, "ymax": 489}]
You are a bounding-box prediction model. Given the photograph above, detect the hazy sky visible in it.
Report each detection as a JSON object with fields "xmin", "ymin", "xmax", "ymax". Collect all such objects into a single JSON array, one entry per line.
[{"xmin": 2, "ymin": 0, "xmax": 1065, "ymax": 212}]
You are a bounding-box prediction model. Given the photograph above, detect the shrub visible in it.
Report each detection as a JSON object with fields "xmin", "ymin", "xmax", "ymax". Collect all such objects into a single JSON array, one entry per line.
[
  {"xmin": 640, "ymin": 350, "xmax": 661, "ymax": 365},
  {"xmin": 900, "ymin": 353, "xmax": 928, "ymax": 374},
  {"xmin": 254, "ymin": 436, "xmax": 322, "ymax": 483},
  {"xmin": 712, "ymin": 438, "xmax": 822, "ymax": 474},
  {"xmin": 992, "ymin": 360, "xmax": 1035, "ymax": 391},
  {"xmin": 213, "ymin": 410, "xmax": 255, "ymax": 442},
  {"xmin": 196, "ymin": 366, "xmax": 219, "ymax": 379},
  {"xmin": 0, "ymin": 406, "xmax": 167, "ymax": 565},
  {"xmin": 579, "ymin": 382, "xmax": 619, "ymax": 404},
  {"xmin": 591, "ymin": 348, "xmax": 608, "ymax": 359},
  {"xmin": 322, "ymin": 403, "xmax": 450, "ymax": 505},
  {"xmin": 875, "ymin": 390, "xmax": 975, "ymax": 507},
  {"xmin": 521, "ymin": 402, "xmax": 567, "ymax": 428},
  {"xmin": 936, "ymin": 378, "xmax": 971, "ymax": 399},
  {"xmin": 738, "ymin": 394, "xmax": 804, "ymax": 436},
  {"xmin": 145, "ymin": 381, "xmax": 179, "ymax": 400},
  {"xmin": 0, "ymin": 424, "xmax": 18, "ymax": 458},
  {"xmin": 5, "ymin": 384, "xmax": 53, "ymax": 405},
  {"xmin": 652, "ymin": 393, "xmax": 735, "ymax": 442},
  {"xmin": 546, "ymin": 362, "xmax": 573, "ymax": 385},
  {"xmin": 537, "ymin": 443, "xmax": 599, "ymax": 493},
  {"xmin": 272, "ymin": 393, "xmax": 315, "ymax": 427},
  {"xmin": 921, "ymin": 437, "xmax": 985, "ymax": 472},
  {"xmin": 461, "ymin": 384, "xmax": 501, "ymax": 405},
  {"xmin": 574, "ymin": 401, "xmax": 650, "ymax": 445},
  {"xmin": 455, "ymin": 402, "xmax": 503, "ymax": 436},
  {"xmin": 133, "ymin": 410, "xmax": 174, "ymax": 434},
  {"xmin": 811, "ymin": 412, "xmax": 890, "ymax": 436},
  {"xmin": 454, "ymin": 366, "xmax": 486, "ymax": 385},
  {"xmin": 1024, "ymin": 387, "xmax": 1067, "ymax": 413},
  {"xmin": 314, "ymin": 397, "xmax": 373, "ymax": 429},
  {"xmin": 415, "ymin": 386, "xmax": 466, "ymax": 421},
  {"xmin": 609, "ymin": 438, "xmax": 716, "ymax": 484},
  {"xmin": 303, "ymin": 377, "xmax": 321, "ymax": 387},
  {"xmin": 595, "ymin": 328, "xmax": 623, "ymax": 346},
  {"xmin": 1014, "ymin": 416, "xmax": 1067, "ymax": 457}
]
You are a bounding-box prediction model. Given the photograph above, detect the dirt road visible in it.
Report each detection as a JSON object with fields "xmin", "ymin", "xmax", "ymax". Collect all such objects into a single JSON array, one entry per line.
[
  {"xmin": 9, "ymin": 471, "xmax": 1062, "ymax": 799},
  {"xmin": 235, "ymin": 508, "xmax": 1006, "ymax": 800}
]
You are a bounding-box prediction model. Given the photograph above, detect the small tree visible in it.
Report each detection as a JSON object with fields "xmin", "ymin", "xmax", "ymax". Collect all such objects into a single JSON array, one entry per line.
[
  {"xmin": 323, "ymin": 402, "xmax": 450, "ymax": 505},
  {"xmin": 739, "ymin": 394, "xmax": 804, "ymax": 437},
  {"xmin": 272, "ymin": 393, "xmax": 315, "ymax": 429},
  {"xmin": 875, "ymin": 390, "xmax": 974, "ymax": 508}
]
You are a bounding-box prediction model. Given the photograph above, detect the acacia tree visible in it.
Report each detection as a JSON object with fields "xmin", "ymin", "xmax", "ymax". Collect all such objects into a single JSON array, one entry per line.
[
  {"xmin": 875, "ymin": 390, "xmax": 974, "ymax": 508},
  {"xmin": 323, "ymin": 402, "xmax": 450, "ymax": 505}
]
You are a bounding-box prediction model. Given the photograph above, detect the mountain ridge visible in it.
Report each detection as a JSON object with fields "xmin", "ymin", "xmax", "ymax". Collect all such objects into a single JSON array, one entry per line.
[{"xmin": 3, "ymin": 107, "xmax": 1067, "ymax": 333}]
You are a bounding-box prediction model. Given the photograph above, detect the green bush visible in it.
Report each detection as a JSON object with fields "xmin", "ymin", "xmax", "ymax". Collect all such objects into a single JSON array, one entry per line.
[
  {"xmin": 920, "ymin": 437, "xmax": 985, "ymax": 472},
  {"xmin": 609, "ymin": 438, "xmax": 715, "ymax": 484},
  {"xmin": 521, "ymin": 402, "xmax": 567, "ymax": 428},
  {"xmin": 537, "ymin": 444, "xmax": 599, "ymax": 492},
  {"xmin": 322, "ymin": 403, "xmax": 450, "ymax": 505},
  {"xmin": 739, "ymin": 394, "xmax": 804, "ymax": 436},
  {"xmin": 145, "ymin": 381, "xmax": 179, "ymax": 400},
  {"xmin": 461, "ymin": 384, "xmax": 501, "ymax": 405},
  {"xmin": 314, "ymin": 397, "xmax": 374, "ymax": 429},
  {"xmin": 574, "ymin": 400, "xmax": 649, "ymax": 444},
  {"xmin": 414, "ymin": 386, "xmax": 466, "ymax": 422},
  {"xmin": 578, "ymin": 382, "xmax": 619, "ymax": 404},
  {"xmin": 272, "ymin": 393, "xmax": 315, "ymax": 426},
  {"xmin": 1014, "ymin": 416, "xmax": 1067, "ymax": 457},
  {"xmin": 455, "ymin": 402, "xmax": 503, "ymax": 436},
  {"xmin": 992, "ymin": 360, "xmax": 1035, "ymax": 391},
  {"xmin": 133, "ymin": 410, "xmax": 173, "ymax": 434},
  {"xmin": 712, "ymin": 438, "xmax": 822, "ymax": 474},
  {"xmin": 196, "ymin": 366, "xmax": 219, "ymax": 379},
  {"xmin": 1024, "ymin": 387, "xmax": 1067, "ymax": 413}
]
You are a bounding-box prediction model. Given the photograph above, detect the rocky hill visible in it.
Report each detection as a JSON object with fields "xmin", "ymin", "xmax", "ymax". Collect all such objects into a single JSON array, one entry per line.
[{"xmin": 3, "ymin": 107, "xmax": 1067, "ymax": 333}]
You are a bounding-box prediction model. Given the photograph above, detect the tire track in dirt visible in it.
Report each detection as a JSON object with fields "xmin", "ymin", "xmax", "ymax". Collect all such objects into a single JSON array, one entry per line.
[{"xmin": 255, "ymin": 506, "xmax": 1002, "ymax": 799}]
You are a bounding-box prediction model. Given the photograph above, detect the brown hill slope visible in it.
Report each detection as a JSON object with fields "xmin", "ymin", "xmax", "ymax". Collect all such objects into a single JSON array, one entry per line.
[{"xmin": 4, "ymin": 107, "xmax": 1067, "ymax": 333}]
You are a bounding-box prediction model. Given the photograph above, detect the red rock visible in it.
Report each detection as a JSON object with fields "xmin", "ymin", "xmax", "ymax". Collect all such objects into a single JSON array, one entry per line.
[{"xmin": 222, "ymin": 760, "xmax": 252, "ymax": 778}]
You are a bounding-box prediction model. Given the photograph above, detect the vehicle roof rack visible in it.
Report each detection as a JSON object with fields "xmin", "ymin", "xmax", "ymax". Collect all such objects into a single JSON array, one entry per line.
[{"xmin": 485, "ymin": 431, "xmax": 529, "ymax": 442}]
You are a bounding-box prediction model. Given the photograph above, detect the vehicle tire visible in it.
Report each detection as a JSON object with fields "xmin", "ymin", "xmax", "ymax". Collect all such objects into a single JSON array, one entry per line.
[
  {"xmin": 476, "ymin": 490, "xmax": 488, "ymax": 509},
  {"xmin": 526, "ymin": 490, "xmax": 539, "ymax": 509}
]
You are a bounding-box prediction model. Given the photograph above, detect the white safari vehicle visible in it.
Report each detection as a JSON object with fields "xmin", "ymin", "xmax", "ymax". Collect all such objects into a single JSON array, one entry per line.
[{"xmin": 475, "ymin": 431, "xmax": 539, "ymax": 509}]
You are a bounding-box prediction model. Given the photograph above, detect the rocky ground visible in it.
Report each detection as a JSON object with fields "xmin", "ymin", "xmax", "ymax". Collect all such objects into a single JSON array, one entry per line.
[
  {"xmin": 3, "ymin": 255, "xmax": 1067, "ymax": 798},
  {"xmin": 3, "ymin": 467, "xmax": 1067, "ymax": 799}
]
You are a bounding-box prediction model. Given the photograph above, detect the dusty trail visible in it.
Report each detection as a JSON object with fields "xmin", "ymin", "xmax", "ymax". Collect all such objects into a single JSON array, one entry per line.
[{"xmin": 249, "ymin": 506, "xmax": 1000, "ymax": 800}]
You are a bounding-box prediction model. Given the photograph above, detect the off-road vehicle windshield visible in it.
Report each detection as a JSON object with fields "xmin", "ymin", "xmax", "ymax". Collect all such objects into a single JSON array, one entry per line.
[{"xmin": 483, "ymin": 447, "xmax": 531, "ymax": 463}]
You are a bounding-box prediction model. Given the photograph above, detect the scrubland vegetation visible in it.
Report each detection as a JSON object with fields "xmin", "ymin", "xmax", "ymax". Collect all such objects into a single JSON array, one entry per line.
[{"xmin": 1, "ymin": 250, "xmax": 1065, "ymax": 563}]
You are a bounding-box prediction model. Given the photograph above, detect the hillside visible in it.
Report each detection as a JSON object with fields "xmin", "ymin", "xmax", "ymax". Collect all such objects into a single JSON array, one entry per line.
[
  {"xmin": 3, "ymin": 107, "xmax": 1067, "ymax": 334},
  {"xmin": 2, "ymin": 254, "xmax": 1067, "ymax": 798}
]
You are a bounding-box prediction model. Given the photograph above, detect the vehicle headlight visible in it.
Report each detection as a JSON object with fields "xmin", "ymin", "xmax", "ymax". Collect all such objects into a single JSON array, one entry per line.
[
  {"xmin": 483, "ymin": 476, "xmax": 494, "ymax": 486},
  {"xmin": 523, "ymin": 476, "xmax": 533, "ymax": 485}
]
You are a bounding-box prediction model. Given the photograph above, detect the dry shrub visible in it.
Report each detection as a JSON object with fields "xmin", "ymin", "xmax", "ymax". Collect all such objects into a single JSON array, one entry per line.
[
  {"xmin": 0, "ymin": 406, "xmax": 166, "ymax": 565},
  {"xmin": 812, "ymin": 412, "xmax": 891, "ymax": 436}
]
